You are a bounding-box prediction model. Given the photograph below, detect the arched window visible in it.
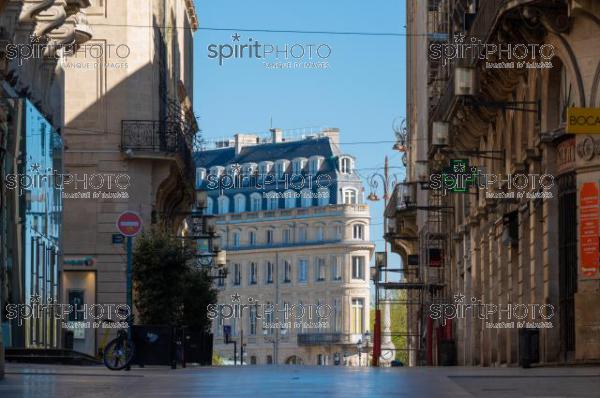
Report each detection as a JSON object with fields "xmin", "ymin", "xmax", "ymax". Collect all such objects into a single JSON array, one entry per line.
[
  {"xmin": 308, "ymin": 156, "xmax": 323, "ymax": 174},
  {"xmin": 250, "ymin": 192, "xmax": 262, "ymax": 212},
  {"xmin": 340, "ymin": 156, "xmax": 353, "ymax": 174},
  {"xmin": 352, "ymin": 224, "xmax": 364, "ymax": 240},
  {"xmin": 234, "ymin": 194, "xmax": 246, "ymax": 213},
  {"xmin": 292, "ymin": 158, "xmax": 307, "ymax": 175},
  {"xmin": 196, "ymin": 168, "xmax": 207, "ymax": 188},
  {"xmin": 284, "ymin": 190, "xmax": 296, "ymax": 209},
  {"xmin": 342, "ymin": 188, "xmax": 357, "ymax": 204},
  {"xmin": 300, "ymin": 189, "xmax": 312, "ymax": 207},
  {"xmin": 206, "ymin": 197, "xmax": 214, "ymax": 215},
  {"xmin": 266, "ymin": 192, "xmax": 278, "ymax": 210},
  {"xmin": 317, "ymin": 187, "xmax": 329, "ymax": 206},
  {"xmin": 217, "ymin": 196, "xmax": 229, "ymax": 214}
]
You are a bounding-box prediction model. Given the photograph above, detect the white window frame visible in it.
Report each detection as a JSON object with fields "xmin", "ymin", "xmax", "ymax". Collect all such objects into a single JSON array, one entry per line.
[
  {"xmin": 250, "ymin": 193, "xmax": 262, "ymax": 212},
  {"xmin": 298, "ymin": 259, "xmax": 308, "ymax": 283},
  {"xmin": 342, "ymin": 188, "xmax": 358, "ymax": 205},
  {"xmin": 352, "ymin": 224, "xmax": 364, "ymax": 240},
  {"xmin": 218, "ymin": 195, "xmax": 229, "ymax": 214},
  {"xmin": 234, "ymin": 193, "xmax": 246, "ymax": 213},
  {"xmin": 351, "ymin": 256, "xmax": 365, "ymax": 280}
]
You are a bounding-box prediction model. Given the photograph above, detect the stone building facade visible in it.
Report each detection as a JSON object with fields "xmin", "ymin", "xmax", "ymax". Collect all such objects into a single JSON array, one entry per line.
[
  {"xmin": 0, "ymin": 0, "xmax": 93, "ymax": 377},
  {"xmin": 387, "ymin": 0, "xmax": 600, "ymax": 366},
  {"xmin": 196, "ymin": 129, "xmax": 375, "ymax": 365},
  {"xmin": 59, "ymin": 0, "xmax": 197, "ymax": 356}
]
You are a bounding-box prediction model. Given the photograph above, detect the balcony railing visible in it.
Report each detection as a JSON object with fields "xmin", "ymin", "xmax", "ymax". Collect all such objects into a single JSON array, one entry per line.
[
  {"xmin": 121, "ymin": 120, "xmax": 193, "ymax": 172},
  {"xmin": 297, "ymin": 332, "xmax": 342, "ymax": 346}
]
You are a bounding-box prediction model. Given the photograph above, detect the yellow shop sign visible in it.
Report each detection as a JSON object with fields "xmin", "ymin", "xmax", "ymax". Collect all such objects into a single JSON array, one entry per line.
[{"xmin": 567, "ymin": 107, "xmax": 600, "ymax": 134}]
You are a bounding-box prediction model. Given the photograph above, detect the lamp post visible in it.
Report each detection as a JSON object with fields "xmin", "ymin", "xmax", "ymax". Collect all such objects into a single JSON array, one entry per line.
[
  {"xmin": 191, "ymin": 190, "xmax": 227, "ymax": 279},
  {"xmin": 357, "ymin": 338, "xmax": 363, "ymax": 367},
  {"xmin": 366, "ymin": 156, "xmax": 398, "ymax": 367},
  {"xmin": 363, "ymin": 331, "xmax": 371, "ymax": 366}
]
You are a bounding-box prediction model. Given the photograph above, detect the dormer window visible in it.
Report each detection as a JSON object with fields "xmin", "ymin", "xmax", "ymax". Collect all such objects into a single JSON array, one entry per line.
[
  {"xmin": 308, "ymin": 156, "xmax": 323, "ymax": 174},
  {"xmin": 196, "ymin": 168, "xmax": 207, "ymax": 188},
  {"xmin": 210, "ymin": 166, "xmax": 224, "ymax": 177},
  {"xmin": 340, "ymin": 156, "xmax": 353, "ymax": 174},
  {"xmin": 227, "ymin": 163, "xmax": 241, "ymax": 177},
  {"xmin": 242, "ymin": 163, "xmax": 257, "ymax": 176},
  {"xmin": 292, "ymin": 158, "xmax": 307, "ymax": 175},
  {"xmin": 259, "ymin": 161, "xmax": 273, "ymax": 175},
  {"xmin": 275, "ymin": 159, "xmax": 290, "ymax": 179}
]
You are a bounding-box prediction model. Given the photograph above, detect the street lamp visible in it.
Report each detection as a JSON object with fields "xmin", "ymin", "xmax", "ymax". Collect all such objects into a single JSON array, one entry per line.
[
  {"xmin": 357, "ymin": 338, "xmax": 363, "ymax": 367},
  {"xmin": 363, "ymin": 331, "xmax": 371, "ymax": 366}
]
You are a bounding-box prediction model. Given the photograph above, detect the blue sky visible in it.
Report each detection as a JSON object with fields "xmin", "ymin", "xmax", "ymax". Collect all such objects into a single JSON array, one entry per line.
[{"xmin": 193, "ymin": 0, "xmax": 406, "ymax": 270}]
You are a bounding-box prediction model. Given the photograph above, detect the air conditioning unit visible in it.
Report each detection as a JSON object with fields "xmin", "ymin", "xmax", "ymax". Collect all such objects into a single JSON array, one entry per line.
[
  {"xmin": 432, "ymin": 122, "xmax": 449, "ymax": 146},
  {"xmin": 454, "ymin": 66, "xmax": 477, "ymax": 96}
]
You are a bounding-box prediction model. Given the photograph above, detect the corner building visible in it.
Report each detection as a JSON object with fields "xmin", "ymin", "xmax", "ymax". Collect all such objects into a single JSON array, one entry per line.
[{"xmin": 196, "ymin": 128, "xmax": 375, "ymax": 365}]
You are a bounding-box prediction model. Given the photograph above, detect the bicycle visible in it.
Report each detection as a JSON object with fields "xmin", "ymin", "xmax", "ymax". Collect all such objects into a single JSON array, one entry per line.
[{"xmin": 102, "ymin": 322, "xmax": 135, "ymax": 370}]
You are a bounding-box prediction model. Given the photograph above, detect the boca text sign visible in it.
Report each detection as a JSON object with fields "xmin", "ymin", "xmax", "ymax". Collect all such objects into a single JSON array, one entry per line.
[{"xmin": 567, "ymin": 108, "xmax": 600, "ymax": 134}]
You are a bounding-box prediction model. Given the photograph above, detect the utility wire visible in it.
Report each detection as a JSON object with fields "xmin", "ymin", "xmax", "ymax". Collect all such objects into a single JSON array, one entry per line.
[{"xmin": 80, "ymin": 22, "xmax": 424, "ymax": 37}]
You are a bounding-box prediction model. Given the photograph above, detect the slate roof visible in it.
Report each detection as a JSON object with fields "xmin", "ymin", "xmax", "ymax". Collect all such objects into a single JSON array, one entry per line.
[{"xmin": 194, "ymin": 137, "xmax": 336, "ymax": 168}]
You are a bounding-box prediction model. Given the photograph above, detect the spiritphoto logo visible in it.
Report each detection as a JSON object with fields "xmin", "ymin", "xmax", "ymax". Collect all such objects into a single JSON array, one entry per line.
[
  {"xmin": 428, "ymin": 159, "xmax": 554, "ymax": 198},
  {"xmin": 429, "ymin": 33, "xmax": 555, "ymax": 69},
  {"xmin": 4, "ymin": 163, "xmax": 131, "ymax": 199},
  {"xmin": 5, "ymin": 294, "xmax": 131, "ymax": 329},
  {"xmin": 429, "ymin": 293, "xmax": 555, "ymax": 329},
  {"xmin": 202, "ymin": 167, "xmax": 333, "ymax": 195},
  {"xmin": 5, "ymin": 34, "xmax": 131, "ymax": 69},
  {"xmin": 208, "ymin": 292, "xmax": 331, "ymax": 330},
  {"xmin": 207, "ymin": 33, "xmax": 331, "ymax": 69}
]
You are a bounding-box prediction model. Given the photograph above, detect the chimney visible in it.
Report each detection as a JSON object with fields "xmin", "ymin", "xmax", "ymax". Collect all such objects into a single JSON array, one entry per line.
[
  {"xmin": 321, "ymin": 128, "xmax": 340, "ymax": 146},
  {"xmin": 271, "ymin": 128, "xmax": 283, "ymax": 144},
  {"xmin": 234, "ymin": 133, "xmax": 259, "ymax": 154},
  {"xmin": 235, "ymin": 134, "xmax": 243, "ymax": 154}
]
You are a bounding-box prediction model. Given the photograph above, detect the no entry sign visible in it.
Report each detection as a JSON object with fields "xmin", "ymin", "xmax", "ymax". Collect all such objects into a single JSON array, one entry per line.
[{"xmin": 116, "ymin": 211, "xmax": 143, "ymax": 237}]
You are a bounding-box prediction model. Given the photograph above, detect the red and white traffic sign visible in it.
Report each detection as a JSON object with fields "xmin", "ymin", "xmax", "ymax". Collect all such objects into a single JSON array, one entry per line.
[{"xmin": 116, "ymin": 211, "xmax": 143, "ymax": 237}]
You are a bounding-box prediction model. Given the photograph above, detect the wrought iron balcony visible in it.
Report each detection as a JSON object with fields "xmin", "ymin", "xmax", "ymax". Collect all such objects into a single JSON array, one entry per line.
[
  {"xmin": 121, "ymin": 120, "xmax": 193, "ymax": 172},
  {"xmin": 297, "ymin": 333, "xmax": 342, "ymax": 346}
]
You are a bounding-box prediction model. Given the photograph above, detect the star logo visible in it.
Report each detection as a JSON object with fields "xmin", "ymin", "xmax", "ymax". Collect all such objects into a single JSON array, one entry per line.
[
  {"xmin": 231, "ymin": 292, "xmax": 241, "ymax": 302},
  {"xmin": 454, "ymin": 293, "xmax": 465, "ymax": 303},
  {"xmin": 31, "ymin": 163, "xmax": 41, "ymax": 172},
  {"xmin": 232, "ymin": 33, "xmax": 241, "ymax": 42}
]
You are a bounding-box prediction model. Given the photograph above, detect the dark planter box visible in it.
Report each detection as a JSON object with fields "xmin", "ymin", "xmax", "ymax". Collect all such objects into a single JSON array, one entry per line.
[
  {"xmin": 519, "ymin": 329, "xmax": 540, "ymax": 368},
  {"xmin": 132, "ymin": 325, "xmax": 177, "ymax": 368},
  {"xmin": 182, "ymin": 328, "xmax": 213, "ymax": 366}
]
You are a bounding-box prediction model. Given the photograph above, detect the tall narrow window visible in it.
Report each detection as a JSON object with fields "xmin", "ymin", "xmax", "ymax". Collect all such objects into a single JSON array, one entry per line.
[
  {"xmin": 233, "ymin": 264, "xmax": 241, "ymax": 285},
  {"xmin": 332, "ymin": 298, "xmax": 341, "ymax": 332},
  {"xmin": 266, "ymin": 193, "xmax": 278, "ymax": 210},
  {"xmin": 266, "ymin": 229, "xmax": 274, "ymax": 244},
  {"xmin": 331, "ymin": 256, "xmax": 342, "ymax": 281},
  {"xmin": 232, "ymin": 232, "xmax": 241, "ymax": 248},
  {"xmin": 298, "ymin": 259, "xmax": 308, "ymax": 283},
  {"xmin": 315, "ymin": 258, "xmax": 326, "ymax": 281},
  {"xmin": 266, "ymin": 262, "xmax": 274, "ymax": 284},
  {"xmin": 352, "ymin": 256, "xmax": 365, "ymax": 280},
  {"xmin": 250, "ymin": 193, "xmax": 262, "ymax": 212},
  {"xmin": 250, "ymin": 262, "xmax": 257, "ymax": 285},
  {"xmin": 352, "ymin": 224, "xmax": 364, "ymax": 240},
  {"xmin": 234, "ymin": 194, "xmax": 246, "ymax": 213},
  {"xmin": 249, "ymin": 231, "xmax": 256, "ymax": 245},
  {"xmin": 350, "ymin": 298, "xmax": 364, "ymax": 334},
  {"xmin": 283, "ymin": 261, "xmax": 291, "ymax": 283},
  {"xmin": 249, "ymin": 306, "xmax": 257, "ymax": 335},
  {"xmin": 264, "ymin": 302, "xmax": 274, "ymax": 335}
]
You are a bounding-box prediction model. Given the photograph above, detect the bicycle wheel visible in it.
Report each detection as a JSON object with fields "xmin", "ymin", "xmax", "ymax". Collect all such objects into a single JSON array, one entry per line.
[{"xmin": 103, "ymin": 336, "xmax": 135, "ymax": 370}]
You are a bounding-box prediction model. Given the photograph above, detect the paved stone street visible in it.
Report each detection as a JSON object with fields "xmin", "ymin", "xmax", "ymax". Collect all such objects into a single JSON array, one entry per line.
[{"xmin": 0, "ymin": 364, "xmax": 599, "ymax": 397}]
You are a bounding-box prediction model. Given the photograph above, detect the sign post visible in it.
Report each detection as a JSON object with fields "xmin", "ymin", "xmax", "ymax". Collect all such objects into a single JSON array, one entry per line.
[{"xmin": 116, "ymin": 211, "xmax": 143, "ymax": 337}]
